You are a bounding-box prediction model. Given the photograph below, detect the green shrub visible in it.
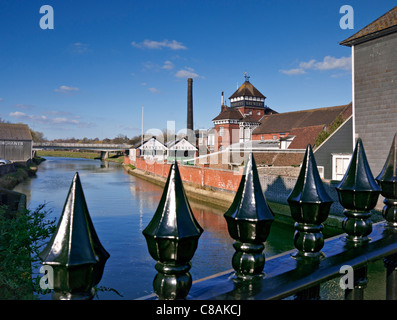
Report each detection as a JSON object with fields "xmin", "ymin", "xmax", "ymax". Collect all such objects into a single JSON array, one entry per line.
[{"xmin": 0, "ymin": 204, "xmax": 56, "ymax": 299}]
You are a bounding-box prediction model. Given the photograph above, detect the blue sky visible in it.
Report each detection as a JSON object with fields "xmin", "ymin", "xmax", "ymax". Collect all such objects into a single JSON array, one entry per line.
[{"xmin": 0, "ymin": 0, "xmax": 395, "ymax": 140}]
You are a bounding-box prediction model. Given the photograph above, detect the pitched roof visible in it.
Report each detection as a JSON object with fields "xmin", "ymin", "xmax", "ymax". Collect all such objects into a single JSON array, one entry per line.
[
  {"xmin": 212, "ymin": 106, "xmax": 278, "ymax": 122},
  {"xmin": 212, "ymin": 107, "xmax": 242, "ymax": 121},
  {"xmin": 340, "ymin": 6, "xmax": 397, "ymax": 46},
  {"xmin": 286, "ymin": 125, "xmax": 325, "ymax": 149},
  {"xmin": 252, "ymin": 103, "xmax": 352, "ymax": 135},
  {"xmin": 229, "ymin": 81, "xmax": 266, "ymax": 99},
  {"xmin": 0, "ymin": 123, "xmax": 32, "ymax": 141}
]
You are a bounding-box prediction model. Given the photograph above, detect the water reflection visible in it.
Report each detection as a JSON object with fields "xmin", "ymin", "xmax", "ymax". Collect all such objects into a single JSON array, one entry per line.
[{"xmin": 13, "ymin": 156, "xmax": 295, "ymax": 300}]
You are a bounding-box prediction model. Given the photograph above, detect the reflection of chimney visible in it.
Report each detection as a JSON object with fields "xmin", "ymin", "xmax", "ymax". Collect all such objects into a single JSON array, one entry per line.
[{"xmin": 187, "ymin": 78, "xmax": 193, "ymax": 131}]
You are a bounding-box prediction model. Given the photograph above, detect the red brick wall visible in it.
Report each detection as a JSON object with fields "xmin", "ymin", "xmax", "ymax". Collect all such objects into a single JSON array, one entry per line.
[
  {"xmin": 125, "ymin": 156, "xmax": 242, "ymax": 192},
  {"xmin": 214, "ymin": 123, "xmax": 239, "ymax": 151}
]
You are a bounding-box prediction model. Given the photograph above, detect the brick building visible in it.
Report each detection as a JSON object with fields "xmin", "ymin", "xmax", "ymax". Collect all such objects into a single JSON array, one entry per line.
[
  {"xmin": 252, "ymin": 103, "xmax": 352, "ymax": 149},
  {"xmin": 211, "ymin": 75, "xmax": 277, "ymax": 151},
  {"xmin": 340, "ymin": 5, "xmax": 397, "ymax": 177}
]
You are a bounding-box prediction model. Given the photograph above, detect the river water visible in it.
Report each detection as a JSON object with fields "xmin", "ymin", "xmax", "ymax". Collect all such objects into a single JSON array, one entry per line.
[{"xmin": 13, "ymin": 156, "xmax": 297, "ymax": 300}]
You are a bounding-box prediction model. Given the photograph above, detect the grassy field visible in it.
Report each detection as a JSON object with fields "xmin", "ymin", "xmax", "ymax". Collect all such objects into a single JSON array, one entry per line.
[
  {"xmin": 36, "ymin": 150, "xmax": 100, "ymax": 159},
  {"xmin": 36, "ymin": 150, "xmax": 125, "ymax": 163}
]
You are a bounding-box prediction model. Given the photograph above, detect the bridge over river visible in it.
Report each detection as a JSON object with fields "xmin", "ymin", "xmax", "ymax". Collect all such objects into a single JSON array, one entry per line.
[{"xmin": 33, "ymin": 142, "xmax": 133, "ymax": 159}]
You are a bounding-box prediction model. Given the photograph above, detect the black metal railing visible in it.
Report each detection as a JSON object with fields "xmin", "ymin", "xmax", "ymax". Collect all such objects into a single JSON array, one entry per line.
[{"xmin": 38, "ymin": 133, "xmax": 397, "ymax": 300}]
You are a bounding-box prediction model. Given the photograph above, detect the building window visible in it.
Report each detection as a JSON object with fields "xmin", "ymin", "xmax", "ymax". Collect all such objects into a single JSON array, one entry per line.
[
  {"xmin": 219, "ymin": 126, "xmax": 224, "ymax": 137},
  {"xmin": 332, "ymin": 154, "xmax": 352, "ymax": 181},
  {"xmin": 273, "ymin": 135, "xmax": 277, "ymax": 140},
  {"xmin": 261, "ymin": 135, "xmax": 264, "ymax": 140},
  {"xmin": 257, "ymin": 111, "xmax": 261, "ymax": 116}
]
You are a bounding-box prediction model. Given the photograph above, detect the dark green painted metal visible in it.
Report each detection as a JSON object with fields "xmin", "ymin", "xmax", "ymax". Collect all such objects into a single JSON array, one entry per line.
[
  {"xmin": 376, "ymin": 133, "xmax": 397, "ymax": 227},
  {"xmin": 224, "ymin": 153, "xmax": 274, "ymax": 280},
  {"xmin": 143, "ymin": 161, "xmax": 203, "ymax": 300},
  {"xmin": 336, "ymin": 138, "xmax": 381, "ymax": 243},
  {"xmin": 140, "ymin": 136, "xmax": 397, "ymax": 301},
  {"xmin": 186, "ymin": 221, "xmax": 397, "ymax": 300},
  {"xmin": 376, "ymin": 132, "xmax": 397, "ymax": 300},
  {"xmin": 288, "ymin": 144, "xmax": 333, "ymax": 259},
  {"xmin": 39, "ymin": 172, "xmax": 110, "ymax": 300}
]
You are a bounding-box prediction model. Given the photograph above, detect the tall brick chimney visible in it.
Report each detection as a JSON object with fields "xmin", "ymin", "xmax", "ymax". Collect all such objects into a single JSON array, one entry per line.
[{"xmin": 187, "ymin": 78, "xmax": 193, "ymax": 131}]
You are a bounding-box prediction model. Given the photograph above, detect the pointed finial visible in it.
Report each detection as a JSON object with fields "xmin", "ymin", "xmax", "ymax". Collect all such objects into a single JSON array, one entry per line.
[
  {"xmin": 224, "ymin": 153, "xmax": 274, "ymax": 279},
  {"xmin": 288, "ymin": 144, "xmax": 333, "ymax": 258},
  {"xmin": 376, "ymin": 133, "xmax": 397, "ymax": 227},
  {"xmin": 40, "ymin": 172, "xmax": 110, "ymax": 300},
  {"xmin": 143, "ymin": 162, "xmax": 203, "ymax": 299},
  {"xmin": 336, "ymin": 138, "xmax": 381, "ymax": 243},
  {"xmin": 244, "ymin": 72, "xmax": 250, "ymax": 82}
]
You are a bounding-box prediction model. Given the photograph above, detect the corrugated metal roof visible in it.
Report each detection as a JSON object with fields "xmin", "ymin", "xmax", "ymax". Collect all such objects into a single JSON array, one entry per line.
[
  {"xmin": 0, "ymin": 123, "xmax": 32, "ymax": 141},
  {"xmin": 340, "ymin": 5, "xmax": 397, "ymax": 46}
]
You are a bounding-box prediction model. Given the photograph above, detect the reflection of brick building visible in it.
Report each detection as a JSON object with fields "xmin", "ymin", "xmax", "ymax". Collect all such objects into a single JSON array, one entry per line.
[{"xmin": 212, "ymin": 76, "xmax": 277, "ymax": 151}]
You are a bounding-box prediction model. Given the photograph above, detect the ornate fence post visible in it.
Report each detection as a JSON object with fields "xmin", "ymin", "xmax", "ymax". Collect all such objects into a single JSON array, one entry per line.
[
  {"xmin": 143, "ymin": 161, "xmax": 203, "ymax": 300},
  {"xmin": 376, "ymin": 133, "xmax": 397, "ymax": 228},
  {"xmin": 336, "ymin": 138, "xmax": 381, "ymax": 244},
  {"xmin": 287, "ymin": 144, "xmax": 333, "ymax": 300},
  {"xmin": 39, "ymin": 172, "xmax": 110, "ymax": 300},
  {"xmin": 336, "ymin": 138, "xmax": 381, "ymax": 300},
  {"xmin": 288, "ymin": 144, "xmax": 333, "ymax": 259},
  {"xmin": 375, "ymin": 133, "xmax": 397, "ymax": 299},
  {"xmin": 224, "ymin": 153, "xmax": 274, "ymax": 280}
]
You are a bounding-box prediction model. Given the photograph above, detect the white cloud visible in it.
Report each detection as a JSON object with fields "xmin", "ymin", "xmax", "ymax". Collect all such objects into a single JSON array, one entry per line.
[
  {"xmin": 148, "ymin": 87, "xmax": 161, "ymax": 94},
  {"xmin": 280, "ymin": 68, "xmax": 306, "ymax": 75},
  {"xmin": 175, "ymin": 67, "xmax": 200, "ymax": 79},
  {"xmin": 9, "ymin": 111, "xmax": 93, "ymax": 127},
  {"xmin": 9, "ymin": 111, "xmax": 47, "ymax": 122},
  {"xmin": 72, "ymin": 42, "xmax": 89, "ymax": 54},
  {"xmin": 312, "ymin": 56, "xmax": 352, "ymax": 71},
  {"xmin": 162, "ymin": 60, "xmax": 174, "ymax": 70},
  {"xmin": 54, "ymin": 85, "xmax": 80, "ymax": 93},
  {"xmin": 131, "ymin": 39, "xmax": 187, "ymax": 50},
  {"xmin": 15, "ymin": 103, "xmax": 34, "ymax": 109},
  {"xmin": 280, "ymin": 55, "xmax": 352, "ymax": 76}
]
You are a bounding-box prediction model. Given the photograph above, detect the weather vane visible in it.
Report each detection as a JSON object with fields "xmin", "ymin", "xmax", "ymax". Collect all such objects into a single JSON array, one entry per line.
[{"xmin": 244, "ymin": 72, "xmax": 250, "ymax": 82}]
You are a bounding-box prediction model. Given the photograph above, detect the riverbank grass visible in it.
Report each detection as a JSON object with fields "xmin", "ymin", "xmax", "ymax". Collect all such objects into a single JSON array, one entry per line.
[
  {"xmin": 36, "ymin": 150, "xmax": 125, "ymax": 163},
  {"xmin": 0, "ymin": 157, "xmax": 44, "ymax": 190},
  {"xmin": 36, "ymin": 150, "xmax": 100, "ymax": 160}
]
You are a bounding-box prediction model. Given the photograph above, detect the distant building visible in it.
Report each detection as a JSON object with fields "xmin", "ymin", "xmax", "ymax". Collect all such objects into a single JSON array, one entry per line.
[
  {"xmin": 135, "ymin": 137, "xmax": 167, "ymax": 162},
  {"xmin": 209, "ymin": 75, "xmax": 353, "ymax": 177},
  {"xmin": 0, "ymin": 123, "xmax": 33, "ymax": 163},
  {"xmin": 340, "ymin": 5, "xmax": 397, "ymax": 176},
  {"xmin": 252, "ymin": 103, "xmax": 352, "ymax": 149},
  {"xmin": 166, "ymin": 137, "xmax": 197, "ymax": 164},
  {"xmin": 251, "ymin": 103, "xmax": 353, "ymax": 179},
  {"xmin": 212, "ymin": 76, "xmax": 277, "ymax": 151}
]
